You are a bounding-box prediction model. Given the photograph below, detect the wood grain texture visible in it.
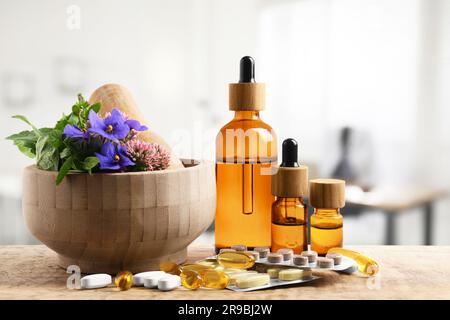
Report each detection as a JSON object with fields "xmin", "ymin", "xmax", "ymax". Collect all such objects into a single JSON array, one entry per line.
[
  {"xmin": 310, "ymin": 179, "xmax": 346, "ymax": 208},
  {"xmin": 88, "ymin": 83, "xmax": 184, "ymax": 169},
  {"xmin": 272, "ymin": 165, "xmax": 309, "ymax": 197},
  {"xmin": 229, "ymin": 83, "xmax": 265, "ymax": 111},
  {"xmin": 21, "ymin": 160, "xmax": 215, "ymax": 274},
  {"xmin": 0, "ymin": 245, "xmax": 449, "ymax": 299}
]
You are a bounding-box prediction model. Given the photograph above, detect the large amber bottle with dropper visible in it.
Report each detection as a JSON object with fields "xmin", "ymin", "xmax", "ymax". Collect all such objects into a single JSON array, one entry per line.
[{"xmin": 215, "ymin": 56, "xmax": 277, "ymax": 251}]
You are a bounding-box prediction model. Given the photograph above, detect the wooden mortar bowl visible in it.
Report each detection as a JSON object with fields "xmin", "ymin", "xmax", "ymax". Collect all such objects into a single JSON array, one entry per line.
[{"xmin": 22, "ymin": 159, "xmax": 215, "ymax": 274}]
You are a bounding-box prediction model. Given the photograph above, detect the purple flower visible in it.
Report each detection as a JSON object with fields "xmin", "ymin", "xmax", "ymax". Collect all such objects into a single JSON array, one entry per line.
[
  {"xmin": 63, "ymin": 125, "xmax": 89, "ymax": 139},
  {"xmin": 88, "ymin": 109, "xmax": 130, "ymax": 140},
  {"xmin": 125, "ymin": 119, "xmax": 148, "ymax": 132},
  {"xmin": 95, "ymin": 142, "xmax": 134, "ymax": 170}
]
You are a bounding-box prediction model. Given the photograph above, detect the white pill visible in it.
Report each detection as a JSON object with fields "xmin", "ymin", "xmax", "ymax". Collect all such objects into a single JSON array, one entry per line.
[
  {"xmin": 317, "ymin": 257, "xmax": 334, "ymax": 268},
  {"xmin": 267, "ymin": 253, "xmax": 283, "ymax": 263},
  {"xmin": 277, "ymin": 248, "xmax": 294, "ymax": 261},
  {"xmin": 144, "ymin": 272, "xmax": 168, "ymax": 288},
  {"xmin": 293, "ymin": 255, "xmax": 309, "ymax": 266},
  {"xmin": 80, "ymin": 274, "xmax": 112, "ymax": 289},
  {"xmin": 158, "ymin": 275, "xmax": 181, "ymax": 291},
  {"xmin": 326, "ymin": 253, "xmax": 343, "ymax": 265},
  {"xmin": 254, "ymin": 247, "xmax": 270, "ymax": 258},
  {"xmin": 301, "ymin": 250, "xmax": 318, "ymax": 263},
  {"xmin": 231, "ymin": 244, "xmax": 247, "ymax": 251},
  {"xmin": 133, "ymin": 271, "xmax": 166, "ymax": 286}
]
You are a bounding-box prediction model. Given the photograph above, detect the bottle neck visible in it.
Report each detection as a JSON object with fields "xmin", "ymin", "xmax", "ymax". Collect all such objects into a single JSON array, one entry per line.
[
  {"xmin": 276, "ymin": 197, "xmax": 305, "ymax": 204},
  {"xmin": 233, "ymin": 111, "xmax": 260, "ymax": 120},
  {"xmin": 314, "ymin": 208, "xmax": 341, "ymax": 216}
]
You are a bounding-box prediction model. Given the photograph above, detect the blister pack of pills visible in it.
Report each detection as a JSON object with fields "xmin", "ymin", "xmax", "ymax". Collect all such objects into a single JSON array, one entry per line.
[
  {"xmin": 226, "ymin": 269, "xmax": 320, "ymax": 292},
  {"xmin": 254, "ymin": 255, "xmax": 357, "ymax": 272}
]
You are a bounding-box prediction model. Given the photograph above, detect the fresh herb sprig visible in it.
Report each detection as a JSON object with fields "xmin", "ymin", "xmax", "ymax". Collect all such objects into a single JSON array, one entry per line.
[
  {"xmin": 6, "ymin": 95, "xmax": 101, "ymax": 185},
  {"xmin": 7, "ymin": 93, "xmax": 168, "ymax": 185}
]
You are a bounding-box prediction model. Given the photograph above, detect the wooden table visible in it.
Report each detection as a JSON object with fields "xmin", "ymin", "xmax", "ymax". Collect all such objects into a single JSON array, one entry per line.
[
  {"xmin": 345, "ymin": 186, "xmax": 448, "ymax": 245},
  {"xmin": 1, "ymin": 245, "xmax": 449, "ymax": 300}
]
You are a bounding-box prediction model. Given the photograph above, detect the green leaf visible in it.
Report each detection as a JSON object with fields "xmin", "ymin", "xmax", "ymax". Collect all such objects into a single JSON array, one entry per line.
[
  {"xmin": 90, "ymin": 102, "xmax": 101, "ymax": 113},
  {"xmin": 72, "ymin": 103, "xmax": 81, "ymax": 115},
  {"xmin": 6, "ymin": 130, "xmax": 37, "ymax": 143},
  {"xmin": 12, "ymin": 115, "xmax": 41, "ymax": 136},
  {"xmin": 60, "ymin": 147, "xmax": 71, "ymax": 159},
  {"xmin": 67, "ymin": 113, "xmax": 79, "ymax": 126},
  {"xmin": 55, "ymin": 114, "xmax": 68, "ymax": 131},
  {"xmin": 82, "ymin": 156, "xmax": 99, "ymax": 173},
  {"xmin": 36, "ymin": 135, "xmax": 59, "ymax": 171},
  {"xmin": 6, "ymin": 130, "xmax": 39, "ymax": 158},
  {"xmin": 47, "ymin": 129, "xmax": 63, "ymax": 149},
  {"xmin": 56, "ymin": 156, "xmax": 73, "ymax": 185},
  {"xmin": 16, "ymin": 142, "xmax": 37, "ymax": 158}
]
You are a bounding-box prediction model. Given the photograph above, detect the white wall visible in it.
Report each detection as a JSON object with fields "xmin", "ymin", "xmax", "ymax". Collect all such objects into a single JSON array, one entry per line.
[{"xmin": 0, "ymin": 0, "xmax": 449, "ymax": 245}]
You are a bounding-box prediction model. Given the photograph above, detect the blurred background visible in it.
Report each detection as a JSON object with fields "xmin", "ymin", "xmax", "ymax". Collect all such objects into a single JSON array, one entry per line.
[{"xmin": 0, "ymin": 0, "xmax": 449, "ymax": 245}]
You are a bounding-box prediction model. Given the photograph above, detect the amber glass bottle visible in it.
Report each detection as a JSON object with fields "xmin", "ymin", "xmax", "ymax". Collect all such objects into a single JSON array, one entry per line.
[
  {"xmin": 215, "ymin": 56, "xmax": 277, "ymax": 251},
  {"xmin": 309, "ymin": 179, "xmax": 345, "ymax": 255},
  {"xmin": 271, "ymin": 139, "xmax": 308, "ymax": 253}
]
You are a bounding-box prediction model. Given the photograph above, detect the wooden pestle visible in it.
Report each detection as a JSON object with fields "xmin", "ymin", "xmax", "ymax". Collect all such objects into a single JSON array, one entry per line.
[{"xmin": 88, "ymin": 83, "xmax": 184, "ymax": 169}]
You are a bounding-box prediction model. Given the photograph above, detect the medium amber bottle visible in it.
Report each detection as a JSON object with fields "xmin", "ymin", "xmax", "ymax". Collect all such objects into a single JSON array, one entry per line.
[
  {"xmin": 271, "ymin": 139, "xmax": 308, "ymax": 253},
  {"xmin": 310, "ymin": 179, "xmax": 345, "ymax": 255},
  {"xmin": 215, "ymin": 56, "xmax": 277, "ymax": 251}
]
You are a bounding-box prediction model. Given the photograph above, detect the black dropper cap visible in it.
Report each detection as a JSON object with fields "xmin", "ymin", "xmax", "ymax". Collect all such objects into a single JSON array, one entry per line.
[
  {"xmin": 281, "ymin": 138, "xmax": 299, "ymax": 167},
  {"xmin": 239, "ymin": 56, "xmax": 256, "ymax": 83}
]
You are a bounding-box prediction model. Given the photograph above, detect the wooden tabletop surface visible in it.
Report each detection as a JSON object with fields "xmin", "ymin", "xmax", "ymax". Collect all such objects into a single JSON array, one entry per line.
[
  {"xmin": 346, "ymin": 186, "xmax": 448, "ymax": 211},
  {"xmin": 1, "ymin": 245, "xmax": 449, "ymax": 300}
]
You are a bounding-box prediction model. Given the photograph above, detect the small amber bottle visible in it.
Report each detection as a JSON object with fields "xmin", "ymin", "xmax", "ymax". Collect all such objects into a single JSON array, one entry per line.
[
  {"xmin": 309, "ymin": 179, "xmax": 346, "ymax": 255},
  {"xmin": 271, "ymin": 139, "xmax": 308, "ymax": 253}
]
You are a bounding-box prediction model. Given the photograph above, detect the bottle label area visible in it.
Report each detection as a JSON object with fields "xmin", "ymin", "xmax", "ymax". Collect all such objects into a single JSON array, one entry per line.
[{"xmin": 215, "ymin": 162, "xmax": 273, "ymax": 248}]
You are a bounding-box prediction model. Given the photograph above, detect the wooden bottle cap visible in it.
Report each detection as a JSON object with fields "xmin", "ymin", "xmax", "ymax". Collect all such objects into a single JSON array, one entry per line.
[
  {"xmin": 229, "ymin": 56, "xmax": 265, "ymax": 111},
  {"xmin": 271, "ymin": 165, "xmax": 309, "ymax": 197},
  {"xmin": 229, "ymin": 83, "xmax": 265, "ymax": 111},
  {"xmin": 309, "ymin": 179, "xmax": 346, "ymax": 208}
]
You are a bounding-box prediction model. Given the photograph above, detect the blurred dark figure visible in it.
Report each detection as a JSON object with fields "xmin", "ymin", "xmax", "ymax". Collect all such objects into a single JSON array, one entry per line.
[{"xmin": 332, "ymin": 127, "xmax": 357, "ymax": 184}]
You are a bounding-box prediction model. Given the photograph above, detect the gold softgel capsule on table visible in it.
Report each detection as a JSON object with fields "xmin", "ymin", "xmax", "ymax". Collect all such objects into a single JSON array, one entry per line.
[
  {"xmin": 160, "ymin": 261, "xmax": 182, "ymax": 275},
  {"xmin": 244, "ymin": 251, "xmax": 260, "ymax": 261},
  {"xmin": 180, "ymin": 270, "xmax": 202, "ymax": 290},
  {"xmin": 182, "ymin": 263, "xmax": 214, "ymax": 273},
  {"xmin": 278, "ymin": 268, "xmax": 312, "ymax": 281},
  {"xmin": 219, "ymin": 248, "xmax": 236, "ymax": 254},
  {"xmin": 199, "ymin": 270, "xmax": 230, "ymax": 289},
  {"xmin": 235, "ymin": 273, "xmax": 270, "ymax": 289},
  {"xmin": 327, "ymin": 248, "xmax": 379, "ymax": 276},
  {"xmin": 217, "ymin": 251, "xmax": 255, "ymax": 269},
  {"xmin": 114, "ymin": 271, "xmax": 133, "ymax": 291}
]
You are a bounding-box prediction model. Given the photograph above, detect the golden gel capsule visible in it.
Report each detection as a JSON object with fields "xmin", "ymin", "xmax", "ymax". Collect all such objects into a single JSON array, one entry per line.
[
  {"xmin": 180, "ymin": 270, "xmax": 202, "ymax": 290},
  {"xmin": 199, "ymin": 270, "xmax": 230, "ymax": 289},
  {"xmin": 114, "ymin": 271, "xmax": 133, "ymax": 291},
  {"xmin": 327, "ymin": 248, "xmax": 379, "ymax": 276},
  {"xmin": 217, "ymin": 251, "xmax": 255, "ymax": 269},
  {"xmin": 160, "ymin": 261, "xmax": 182, "ymax": 275},
  {"xmin": 182, "ymin": 263, "xmax": 214, "ymax": 273},
  {"xmin": 196, "ymin": 259, "xmax": 221, "ymax": 269}
]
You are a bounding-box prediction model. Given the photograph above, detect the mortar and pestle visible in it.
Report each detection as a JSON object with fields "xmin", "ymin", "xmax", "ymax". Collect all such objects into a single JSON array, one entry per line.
[{"xmin": 22, "ymin": 84, "xmax": 216, "ymax": 274}]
